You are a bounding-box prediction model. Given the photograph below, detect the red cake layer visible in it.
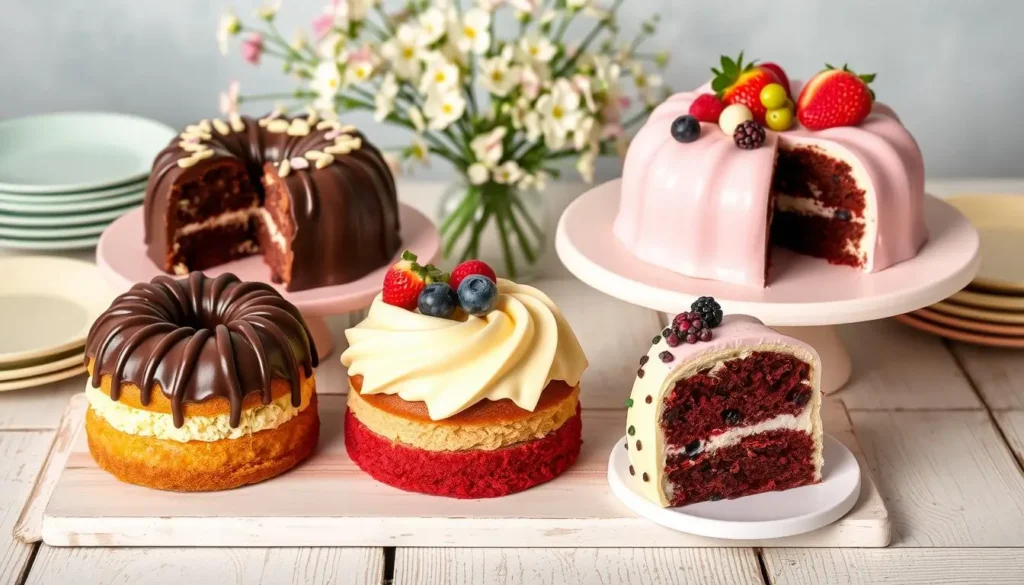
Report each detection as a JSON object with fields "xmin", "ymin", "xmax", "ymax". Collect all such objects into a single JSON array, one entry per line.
[
  {"xmin": 258, "ymin": 163, "xmax": 296, "ymax": 285},
  {"xmin": 664, "ymin": 428, "xmax": 817, "ymax": 506},
  {"xmin": 772, "ymin": 211, "xmax": 865, "ymax": 268},
  {"xmin": 771, "ymin": 146, "xmax": 867, "ymax": 214},
  {"xmin": 345, "ymin": 406, "xmax": 582, "ymax": 498},
  {"xmin": 661, "ymin": 351, "xmax": 811, "ymax": 448}
]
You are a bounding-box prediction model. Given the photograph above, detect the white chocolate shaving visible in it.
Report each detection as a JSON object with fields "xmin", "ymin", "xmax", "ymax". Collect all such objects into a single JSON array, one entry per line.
[
  {"xmin": 315, "ymin": 120, "xmax": 340, "ymax": 131},
  {"xmin": 229, "ymin": 113, "xmax": 245, "ymax": 132},
  {"xmin": 287, "ymin": 118, "xmax": 311, "ymax": 136},
  {"xmin": 193, "ymin": 149, "xmax": 214, "ymax": 161},
  {"xmin": 212, "ymin": 118, "xmax": 231, "ymax": 135},
  {"xmin": 305, "ymin": 107, "xmax": 320, "ymax": 127},
  {"xmin": 266, "ymin": 119, "xmax": 290, "ymax": 133},
  {"xmin": 198, "ymin": 119, "xmax": 212, "ymax": 133},
  {"xmin": 289, "ymin": 156, "xmax": 309, "ymax": 170},
  {"xmin": 315, "ymin": 154, "xmax": 335, "ymax": 169},
  {"xmin": 278, "ymin": 159, "xmax": 292, "ymax": 177},
  {"xmin": 180, "ymin": 130, "xmax": 212, "ymax": 141},
  {"xmin": 304, "ymin": 149, "xmax": 327, "ymax": 161}
]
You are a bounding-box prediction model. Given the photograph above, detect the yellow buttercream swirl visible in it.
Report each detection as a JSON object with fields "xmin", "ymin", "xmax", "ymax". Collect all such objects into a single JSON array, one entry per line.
[{"xmin": 341, "ymin": 279, "xmax": 588, "ymax": 420}]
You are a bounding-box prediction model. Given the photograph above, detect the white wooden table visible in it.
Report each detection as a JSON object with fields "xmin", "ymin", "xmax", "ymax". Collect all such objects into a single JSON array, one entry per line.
[{"xmin": 3, "ymin": 180, "xmax": 1024, "ymax": 585}]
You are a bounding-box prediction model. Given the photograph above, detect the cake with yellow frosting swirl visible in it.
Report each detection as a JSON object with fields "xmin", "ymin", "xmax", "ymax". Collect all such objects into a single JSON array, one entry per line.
[{"xmin": 341, "ymin": 255, "xmax": 588, "ymax": 498}]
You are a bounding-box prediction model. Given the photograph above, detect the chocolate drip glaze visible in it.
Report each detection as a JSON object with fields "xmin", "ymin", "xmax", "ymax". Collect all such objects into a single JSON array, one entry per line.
[
  {"xmin": 144, "ymin": 116, "xmax": 402, "ymax": 291},
  {"xmin": 86, "ymin": 272, "xmax": 319, "ymax": 428}
]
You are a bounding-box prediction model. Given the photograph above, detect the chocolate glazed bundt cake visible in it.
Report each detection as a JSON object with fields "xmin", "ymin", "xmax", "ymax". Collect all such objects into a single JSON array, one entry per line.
[
  {"xmin": 84, "ymin": 272, "xmax": 320, "ymax": 491},
  {"xmin": 144, "ymin": 112, "xmax": 402, "ymax": 292}
]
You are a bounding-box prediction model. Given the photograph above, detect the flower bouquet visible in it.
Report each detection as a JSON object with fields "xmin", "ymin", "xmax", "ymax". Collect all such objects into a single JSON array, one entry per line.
[{"xmin": 218, "ymin": 0, "xmax": 667, "ymax": 278}]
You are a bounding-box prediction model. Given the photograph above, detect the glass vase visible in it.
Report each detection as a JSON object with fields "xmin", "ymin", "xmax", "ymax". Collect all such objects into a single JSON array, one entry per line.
[{"xmin": 436, "ymin": 179, "xmax": 548, "ymax": 282}]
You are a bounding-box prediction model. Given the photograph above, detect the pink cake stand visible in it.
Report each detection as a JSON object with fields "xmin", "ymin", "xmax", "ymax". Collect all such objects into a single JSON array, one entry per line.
[
  {"xmin": 556, "ymin": 179, "xmax": 981, "ymax": 393},
  {"xmin": 96, "ymin": 204, "xmax": 441, "ymax": 359}
]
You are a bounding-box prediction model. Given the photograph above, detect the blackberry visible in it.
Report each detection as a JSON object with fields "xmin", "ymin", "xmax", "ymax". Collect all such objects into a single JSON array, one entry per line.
[
  {"xmin": 733, "ymin": 120, "xmax": 766, "ymax": 150},
  {"xmin": 690, "ymin": 296, "xmax": 724, "ymax": 328}
]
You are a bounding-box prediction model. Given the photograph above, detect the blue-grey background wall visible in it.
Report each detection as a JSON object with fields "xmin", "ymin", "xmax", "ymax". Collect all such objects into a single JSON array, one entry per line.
[{"xmin": 3, "ymin": 0, "xmax": 1020, "ymax": 180}]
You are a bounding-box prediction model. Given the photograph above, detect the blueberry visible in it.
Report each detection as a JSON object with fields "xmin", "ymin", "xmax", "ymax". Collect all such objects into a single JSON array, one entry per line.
[
  {"xmin": 671, "ymin": 115, "xmax": 701, "ymax": 143},
  {"xmin": 417, "ymin": 282, "xmax": 458, "ymax": 318},
  {"xmin": 835, "ymin": 209, "xmax": 852, "ymax": 221},
  {"xmin": 722, "ymin": 409, "xmax": 742, "ymax": 425},
  {"xmin": 684, "ymin": 440, "xmax": 702, "ymax": 458},
  {"xmin": 457, "ymin": 274, "xmax": 498, "ymax": 316}
]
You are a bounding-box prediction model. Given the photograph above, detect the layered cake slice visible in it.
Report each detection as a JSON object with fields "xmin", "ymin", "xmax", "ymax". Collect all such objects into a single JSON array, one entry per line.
[{"xmin": 625, "ymin": 297, "xmax": 822, "ymax": 507}]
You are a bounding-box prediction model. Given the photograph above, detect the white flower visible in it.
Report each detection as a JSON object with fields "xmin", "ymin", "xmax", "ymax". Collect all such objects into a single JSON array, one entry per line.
[
  {"xmin": 508, "ymin": 0, "xmax": 539, "ymax": 11},
  {"xmin": 573, "ymin": 116, "xmax": 600, "ymax": 152},
  {"xmin": 382, "ymin": 24, "xmax": 425, "ymax": 80},
  {"xmin": 316, "ymin": 32, "xmax": 348, "ymax": 60},
  {"xmin": 567, "ymin": 0, "xmax": 590, "ymax": 9},
  {"xmin": 518, "ymin": 33, "xmax": 556, "ymax": 64},
  {"xmin": 572, "ymin": 75, "xmax": 598, "ymax": 113},
  {"xmin": 536, "ymin": 79, "xmax": 583, "ymax": 150},
  {"xmin": 470, "ymin": 127, "xmax": 507, "ymax": 167},
  {"xmin": 539, "ymin": 9, "xmax": 557, "ymax": 25},
  {"xmin": 518, "ymin": 170, "xmax": 549, "ymax": 191},
  {"xmin": 383, "ymin": 152, "xmax": 403, "ymax": 175},
  {"xmin": 590, "ymin": 54, "xmax": 621, "ymax": 90},
  {"xmin": 418, "ymin": 8, "xmax": 448, "ymax": 45},
  {"xmin": 478, "ymin": 55, "xmax": 519, "ymax": 97},
  {"xmin": 346, "ymin": 0, "xmax": 377, "ymax": 23},
  {"xmin": 408, "ymin": 106, "xmax": 426, "ymax": 134},
  {"xmin": 423, "ymin": 87, "xmax": 467, "ymax": 130},
  {"xmin": 345, "ymin": 59, "xmax": 375, "ymax": 86},
  {"xmin": 477, "ymin": 0, "xmax": 505, "ymax": 11},
  {"xmin": 576, "ymin": 149, "xmax": 597, "ymax": 183},
  {"xmin": 410, "ymin": 137, "xmax": 430, "ymax": 167},
  {"xmin": 419, "ymin": 54, "xmax": 460, "ymax": 93},
  {"xmin": 291, "ymin": 31, "xmax": 309, "ymax": 52},
  {"xmin": 217, "ymin": 10, "xmax": 241, "ymax": 56},
  {"xmin": 219, "ymin": 81, "xmax": 240, "ymax": 115},
  {"xmin": 456, "ymin": 8, "xmax": 492, "ymax": 55},
  {"xmin": 312, "ymin": 61, "xmax": 342, "ymax": 110},
  {"xmin": 583, "ymin": 4, "xmax": 612, "ymax": 21},
  {"xmin": 632, "ymin": 62, "xmax": 663, "ymax": 104},
  {"xmin": 257, "ymin": 0, "xmax": 281, "ymax": 21},
  {"xmin": 468, "ymin": 163, "xmax": 490, "ymax": 185},
  {"xmin": 374, "ymin": 74, "xmax": 399, "ymax": 122},
  {"xmin": 519, "ymin": 64, "xmax": 546, "ymax": 100},
  {"xmin": 523, "ymin": 110, "xmax": 542, "ymax": 142},
  {"xmin": 494, "ymin": 161, "xmax": 524, "ymax": 185}
]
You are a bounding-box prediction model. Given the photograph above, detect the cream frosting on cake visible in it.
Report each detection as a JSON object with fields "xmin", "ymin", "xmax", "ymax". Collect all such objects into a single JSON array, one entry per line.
[
  {"xmin": 341, "ymin": 279, "xmax": 589, "ymax": 420},
  {"xmin": 613, "ymin": 82, "xmax": 928, "ymax": 287},
  {"xmin": 625, "ymin": 315, "xmax": 822, "ymax": 506}
]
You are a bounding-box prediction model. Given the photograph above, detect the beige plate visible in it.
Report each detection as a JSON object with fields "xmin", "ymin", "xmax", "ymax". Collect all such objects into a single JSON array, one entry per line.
[
  {"xmin": 947, "ymin": 194, "xmax": 1024, "ymax": 294},
  {"xmin": 913, "ymin": 308, "xmax": 1024, "ymax": 336},
  {"xmin": 949, "ymin": 288, "xmax": 1024, "ymax": 312},
  {"xmin": 0, "ymin": 256, "xmax": 112, "ymax": 365},
  {"xmin": 0, "ymin": 352, "xmax": 84, "ymax": 382},
  {"xmin": 894, "ymin": 314, "xmax": 1024, "ymax": 348},
  {"xmin": 0, "ymin": 363, "xmax": 87, "ymax": 392},
  {"xmin": 930, "ymin": 300, "xmax": 1024, "ymax": 325}
]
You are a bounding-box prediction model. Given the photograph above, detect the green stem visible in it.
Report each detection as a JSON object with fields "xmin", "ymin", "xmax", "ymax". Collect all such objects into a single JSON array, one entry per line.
[
  {"xmin": 511, "ymin": 194, "xmax": 545, "ymax": 240},
  {"xmin": 461, "ymin": 200, "xmax": 493, "ymax": 262},
  {"xmin": 505, "ymin": 195, "xmax": 537, "ymax": 265},
  {"xmin": 443, "ymin": 189, "xmax": 481, "ymax": 257},
  {"xmin": 493, "ymin": 199, "xmax": 517, "ymax": 278},
  {"xmin": 553, "ymin": 0, "xmax": 625, "ymax": 78}
]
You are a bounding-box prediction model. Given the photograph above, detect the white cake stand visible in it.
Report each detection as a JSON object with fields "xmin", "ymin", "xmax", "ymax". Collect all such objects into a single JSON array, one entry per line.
[
  {"xmin": 556, "ymin": 179, "xmax": 981, "ymax": 392},
  {"xmin": 96, "ymin": 204, "xmax": 441, "ymax": 359},
  {"xmin": 607, "ymin": 434, "xmax": 861, "ymax": 539}
]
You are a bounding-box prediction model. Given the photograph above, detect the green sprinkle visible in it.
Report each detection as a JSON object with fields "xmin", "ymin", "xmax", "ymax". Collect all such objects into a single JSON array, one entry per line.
[
  {"xmin": 626, "ymin": 398, "xmax": 634, "ymax": 408},
  {"xmin": 628, "ymin": 425, "xmax": 636, "ymax": 436}
]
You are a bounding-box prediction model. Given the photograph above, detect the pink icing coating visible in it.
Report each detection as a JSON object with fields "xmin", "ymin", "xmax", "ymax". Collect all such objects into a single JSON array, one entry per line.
[
  {"xmin": 656, "ymin": 314, "xmax": 818, "ymax": 370},
  {"xmin": 613, "ymin": 82, "xmax": 928, "ymax": 288}
]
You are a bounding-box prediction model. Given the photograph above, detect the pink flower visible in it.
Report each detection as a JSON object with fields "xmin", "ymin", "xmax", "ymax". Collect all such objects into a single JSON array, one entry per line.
[
  {"xmin": 601, "ymin": 122, "xmax": 624, "ymax": 139},
  {"xmin": 240, "ymin": 33, "xmax": 264, "ymax": 65},
  {"xmin": 347, "ymin": 45, "xmax": 374, "ymax": 64},
  {"xmin": 312, "ymin": 13, "xmax": 335, "ymax": 39},
  {"xmin": 219, "ymin": 81, "xmax": 240, "ymax": 115}
]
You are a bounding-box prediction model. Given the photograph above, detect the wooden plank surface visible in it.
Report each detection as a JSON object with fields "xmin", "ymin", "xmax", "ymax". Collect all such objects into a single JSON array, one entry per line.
[
  {"xmin": 42, "ymin": 393, "xmax": 886, "ymax": 548},
  {"xmin": 25, "ymin": 546, "xmax": 385, "ymax": 585},
  {"xmin": 763, "ymin": 548, "xmax": 1024, "ymax": 584},
  {"xmin": 994, "ymin": 410, "xmax": 1024, "ymax": 470},
  {"xmin": 948, "ymin": 342, "xmax": 1024, "ymax": 410},
  {"xmin": 394, "ymin": 548, "xmax": 765, "ymax": 585},
  {"xmin": 0, "ymin": 376, "xmax": 84, "ymax": 430},
  {"xmin": 0, "ymin": 431, "xmax": 54, "ymax": 585},
  {"xmin": 851, "ymin": 409, "xmax": 1024, "ymax": 546},
  {"xmin": 836, "ymin": 321, "xmax": 981, "ymax": 410}
]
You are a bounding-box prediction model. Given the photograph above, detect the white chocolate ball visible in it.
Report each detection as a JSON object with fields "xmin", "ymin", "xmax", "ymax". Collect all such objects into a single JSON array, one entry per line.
[{"xmin": 718, "ymin": 104, "xmax": 754, "ymax": 135}]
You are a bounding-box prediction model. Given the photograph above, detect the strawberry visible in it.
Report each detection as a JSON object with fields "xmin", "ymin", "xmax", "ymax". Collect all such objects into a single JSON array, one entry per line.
[
  {"xmin": 759, "ymin": 62, "xmax": 791, "ymax": 96},
  {"xmin": 797, "ymin": 64, "xmax": 876, "ymax": 131},
  {"xmin": 688, "ymin": 94, "xmax": 726, "ymax": 123},
  {"xmin": 449, "ymin": 259, "xmax": 497, "ymax": 292},
  {"xmin": 382, "ymin": 250, "xmax": 448, "ymax": 311},
  {"xmin": 710, "ymin": 52, "xmax": 781, "ymax": 125}
]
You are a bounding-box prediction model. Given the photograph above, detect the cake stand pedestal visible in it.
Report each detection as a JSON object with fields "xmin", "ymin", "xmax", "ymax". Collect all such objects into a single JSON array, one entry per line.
[
  {"xmin": 96, "ymin": 205, "xmax": 441, "ymax": 359},
  {"xmin": 556, "ymin": 179, "xmax": 980, "ymax": 393}
]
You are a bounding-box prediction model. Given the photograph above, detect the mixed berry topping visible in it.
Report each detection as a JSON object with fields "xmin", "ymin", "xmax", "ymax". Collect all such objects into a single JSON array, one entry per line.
[
  {"xmin": 382, "ymin": 252, "xmax": 500, "ymax": 320},
  {"xmin": 733, "ymin": 120, "xmax": 766, "ymax": 149},
  {"xmin": 690, "ymin": 296, "xmax": 724, "ymax": 328},
  {"xmin": 659, "ymin": 351, "xmax": 674, "ymax": 363},
  {"xmin": 417, "ymin": 282, "xmax": 459, "ymax": 319},
  {"xmin": 449, "ymin": 259, "xmax": 497, "ymax": 292},
  {"xmin": 382, "ymin": 250, "xmax": 448, "ymax": 311},
  {"xmin": 670, "ymin": 115, "xmax": 701, "ymax": 143},
  {"xmin": 457, "ymin": 274, "xmax": 498, "ymax": 316},
  {"xmin": 688, "ymin": 94, "xmax": 726, "ymax": 124}
]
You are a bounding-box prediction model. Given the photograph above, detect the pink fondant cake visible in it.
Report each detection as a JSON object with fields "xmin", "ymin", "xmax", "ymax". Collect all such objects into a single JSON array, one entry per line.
[
  {"xmin": 614, "ymin": 67, "xmax": 928, "ymax": 288},
  {"xmin": 625, "ymin": 299, "xmax": 823, "ymax": 507}
]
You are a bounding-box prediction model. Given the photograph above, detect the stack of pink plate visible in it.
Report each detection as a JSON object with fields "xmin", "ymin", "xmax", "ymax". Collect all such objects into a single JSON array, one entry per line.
[{"xmin": 896, "ymin": 194, "xmax": 1024, "ymax": 348}]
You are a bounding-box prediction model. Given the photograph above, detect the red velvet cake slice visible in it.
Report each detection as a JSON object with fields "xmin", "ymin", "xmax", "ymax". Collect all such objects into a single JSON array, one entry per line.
[{"xmin": 625, "ymin": 299, "xmax": 822, "ymax": 507}]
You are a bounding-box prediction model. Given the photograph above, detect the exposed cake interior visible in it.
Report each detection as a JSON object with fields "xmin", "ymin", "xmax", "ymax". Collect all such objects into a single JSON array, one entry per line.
[
  {"xmin": 659, "ymin": 350, "xmax": 819, "ymax": 506},
  {"xmin": 258, "ymin": 163, "xmax": 295, "ymax": 285},
  {"xmin": 769, "ymin": 144, "xmax": 871, "ymax": 270}
]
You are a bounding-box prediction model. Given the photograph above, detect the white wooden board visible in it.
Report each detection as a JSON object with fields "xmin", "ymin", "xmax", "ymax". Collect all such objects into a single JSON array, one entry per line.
[{"xmin": 39, "ymin": 393, "xmax": 887, "ymax": 548}]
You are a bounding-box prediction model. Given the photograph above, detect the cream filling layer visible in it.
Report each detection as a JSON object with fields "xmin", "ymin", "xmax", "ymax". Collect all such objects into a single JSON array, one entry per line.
[
  {"xmin": 85, "ymin": 380, "xmax": 314, "ymax": 443},
  {"xmin": 258, "ymin": 208, "xmax": 289, "ymax": 249},
  {"xmin": 665, "ymin": 402, "xmax": 813, "ymax": 457},
  {"xmin": 176, "ymin": 206, "xmax": 256, "ymax": 237}
]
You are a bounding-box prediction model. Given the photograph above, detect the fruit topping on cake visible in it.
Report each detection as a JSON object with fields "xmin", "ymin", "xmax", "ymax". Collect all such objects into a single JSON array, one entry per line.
[
  {"xmin": 417, "ymin": 282, "xmax": 459, "ymax": 319},
  {"xmin": 690, "ymin": 296, "xmax": 724, "ymax": 327},
  {"xmin": 710, "ymin": 52, "xmax": 782, "ymax": 125},
  {"xmin": 449, "ymin": 259, "xmax": 498, "ymax": 291},
  {"xmin": 670, "ymin": 115, "xmax": 701, "ymax": 143},
  {"xmin": 759, "ymin": 62, "xmax": 791, "ymax": 96},
  {"xmin": 796, "ymin": 64, "xmax": 876, "ymax": 130},
  {"xmin": 457, "ymin": 274, "xmax": 499, "ymax": 316},
  {"xmin": 382, "ymin": 250, "xmax": 448, "ymax": 310},
  {"xmin": 760, "ymin": 83, "xmax": 795, "ymax": 131},
  {"xmin": 687, "ymin": 94, "xmax": 726, "ymax": 124},
  {"xmin": 718, "ymin": 103, "xmax": 754, "ymax": 135},
  {"xmin": 733, "ymin": 120, "xmax": 766, "ymax": 150}
]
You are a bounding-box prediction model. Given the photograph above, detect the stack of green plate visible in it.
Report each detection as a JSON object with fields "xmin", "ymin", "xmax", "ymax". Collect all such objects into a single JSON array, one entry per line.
[{"xmin": 0, "ymin": 112, "xmax": 176, "ymax": 250}]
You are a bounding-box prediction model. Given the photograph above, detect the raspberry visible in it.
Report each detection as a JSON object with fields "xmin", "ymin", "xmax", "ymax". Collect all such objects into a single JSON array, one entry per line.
[{"xmin": 688, "ymin": 93, "xmax": 726, "ymax": 123}]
